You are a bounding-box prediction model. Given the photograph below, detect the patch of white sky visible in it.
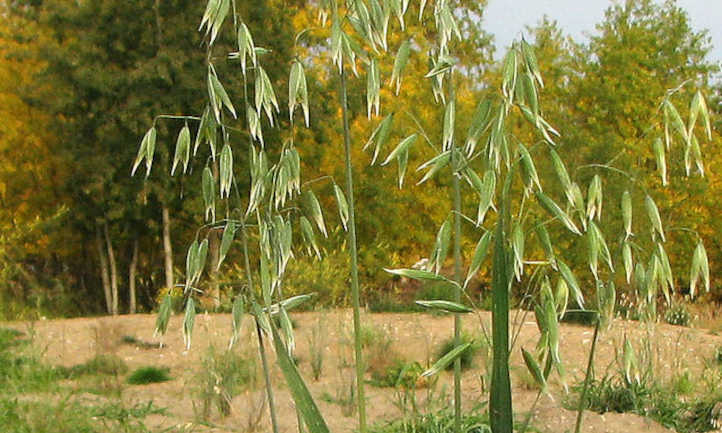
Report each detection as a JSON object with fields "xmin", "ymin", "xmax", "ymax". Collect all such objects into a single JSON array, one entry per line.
[{"xmin": 482, "ymin": 0, "xmax": 722, "ymax": 66}]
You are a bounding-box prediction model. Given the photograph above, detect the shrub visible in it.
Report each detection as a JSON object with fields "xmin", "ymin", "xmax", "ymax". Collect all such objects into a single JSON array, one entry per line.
[
  {"xmin": 126, "ymin": 366, "xmax": 171, "ymax": 385},
  {"xmin": 64, "ymin": 354, "xmax": 129, "ymax": 377},
  {"xmin": 370, "ymin": 360, "xmax": 425, "ymax": 389}
]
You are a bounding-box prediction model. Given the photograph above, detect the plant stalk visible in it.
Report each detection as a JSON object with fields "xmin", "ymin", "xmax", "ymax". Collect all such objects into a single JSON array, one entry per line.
[
  {"xmin": 339, "ymin": 64, "xmax": 367, "ymax": 433},
  {"xmin": 574, "ymin": 317, "xmax": 600, "ymax": 433},
  {"xmin": 240, "ymin": 223, "xmax": 280, "ymax": 433},
  {"xmin": 449, "ymin": 80, "xmax": 463, "ymax": 433},
  {"xmin": 490, "ymin": 174, "xmax": 513, "ymax": 433}
]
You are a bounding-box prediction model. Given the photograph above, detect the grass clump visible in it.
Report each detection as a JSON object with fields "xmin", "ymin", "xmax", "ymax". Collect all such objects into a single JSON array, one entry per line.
[
  {"xmin": 368, "ymin": 408, "xmax": 492, "ymax": 433},
  {"xmin": 126, "ymin": 366, "xmax": 171, "ymax": 385},
  {"xmin": 665, "ymin": 302, "xmax": 692, "ymax": 327},
  {"xmin": 192, "ymin": 345, "xmax": 256, "ymax": 419},
  {"xmin": 572, "ymin": 374, "xmax": 722, "ymax": 433},
  {"xmin": 63, "ymin": 354, "xmax": 129, "ymax": 378}
]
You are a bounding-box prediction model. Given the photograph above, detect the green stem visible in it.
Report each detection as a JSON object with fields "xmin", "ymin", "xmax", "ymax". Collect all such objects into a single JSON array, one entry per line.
[
  {"xmin": 339, "ymin": 64, "xmax": 367, "ymax": 432},
  {"xmin": 519, "ymin": 388, "xmax": 543, "ymax": 433},
  {"xmin": 240, "ymin": 223, "xmax": 280, "ymax": 433},
  {"xmin": 490, "ymin": 173, "xmax": 513, "ymax": 433},
  {"xmin": 449, "ymin": 79, "xmax": 463, "ymax": 433},
  {"xmin": 574, "ymin": 317, "xmax": 601, "ymax": 433}
]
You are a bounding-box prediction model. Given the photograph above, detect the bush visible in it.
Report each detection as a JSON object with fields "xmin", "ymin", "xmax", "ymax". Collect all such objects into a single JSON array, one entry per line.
[
  {"xmin": 126, "ymin": 366, "xmax": 171, "ymax": 385},
  {"xmin": 370, "ymin": 360, "xmax": 425, "ymax": 389}
]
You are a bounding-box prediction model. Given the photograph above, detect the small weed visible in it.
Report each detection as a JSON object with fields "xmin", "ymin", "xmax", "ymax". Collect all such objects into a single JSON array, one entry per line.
[
  {"xmin": 369, "ymin": 360, "xmax": 426, "ymax": 389},
  {"xmin": 192, "ymin": 345, "xmax": 256, "ymax": 419},
  {"xmin": 713, "ymin": 346, "xmax": 722, "ymax": 364},
  {"xmin": 368, "ymin": 407, "xmax": 494, "ymax": 433},
  {"xmin": 665, "ymin": 302, "xmax": 692, "ymax": 327},
  {"xmin": 671, "ymin": 370, "xmax": 695, "ymax": 395},
  {"xmin": 63, "ymin": 354, "xmax": 129, "ymax": 378},
  {"xmin": 309, "ymin": 316, "xmax": 325, "ymax": 381},
  {"xmin": 120, "ymin": 335, "xmax": 161, "ymax": 349},
  {"xmin": 127, "ymin": 366, "xmax": 171, "ymax": 385}
]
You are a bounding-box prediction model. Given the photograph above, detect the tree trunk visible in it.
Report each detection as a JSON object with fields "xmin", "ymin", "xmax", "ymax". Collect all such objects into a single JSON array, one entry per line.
[
  {"xmin": 95, "ymin": 225, "xmax": 112, "ymax": 314},
  {"xmin": 129, "ymin": 238, "xmax": 138, "ymax": 314},
  {"xmin": 103, "ymin": 221, "xmax": 119, "ymax": 316},
  {"xmin": 162, "ymin": 205, "xmax": 174, "ymax": 291}
]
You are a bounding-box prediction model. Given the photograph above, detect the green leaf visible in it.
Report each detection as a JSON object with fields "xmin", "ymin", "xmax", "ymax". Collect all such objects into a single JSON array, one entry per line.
[
  {"xmin": 623, "ymin": 241, "xmax": 633, "ymax": 285},
  {"xmin": 382, "ymin": 134, "xmax": 416, "ymax": 188},
  {"xmin": 689, "ymin": 241, "xmax": 709, "ymax": 298},
  {"xmin": 384, "ymin": 268, "xmax": 459, "ymax": 286},
  {"xmin": 623, "ymin": 337, "xmax": 639, "ymax": 384},
  {"xmin": 442, "ymin": 100, "xmax": 455, "ymax": 151},
  {"xmin": 365, "ymin": 113, "xmax": 394, "ymax": 165},
  {"xmin": 518, "ymin": 143, "xmax": 541, "ymax": 194},
  {"xmin": 390, "ymin": 40, "xmax": 411, "ymax": 94},
  {"xmin": 415, "ymin": 300, "xmax": 473, "ymax": 313},
  {"xmin": 366, "ymin": 58, "xmax": 380, "ymax": 118},
  {"xmin": 416, "ymin": 151, "xmax": 451, "ymax": 185},
  {"xmin": 333, "ymin": 184, "xmax": 349, "ymax": 231},
  {"xmin": 185, "ymin": 240, "xmax": 199, "ymax": 291},
  {"xmin": 465, "ymin": 98, "xmax": 493, "ymax": 156},
  {"xmin": 464, "ymin": 231, "xmax": 492, "ymax": 288},
  {"xmin": 558, "ymin": 260, "xmax": 583, "ymax": 308},
  {"xmin": 132, "ymin": 126, "xmax": 157, "ymax": 177},
  {"xmin": 535, "ymin": 225, "xmax": 556, "ymax": 269},
  {"xmin": 171, "ymin": 123, "xmax": 191, "ymax": 176},
  {"xmin": 154, "ymin": 294, "xmax": 172, "ymax": 338},
  {"xmin": 228, "ymin": 295, "xmax": 245, "ymax": 349},
  {"xmin": 549, "ymin": 148, "xmax": 571, "ymax": 192},
  {"xmin": 208, "ymin": 66, "xmax": 236, "ymax": 121},
  {"xmin": 236, "ymin": 22, "xmax": 256, "ymax": 75},
  {"xmin": 303, "ymin": 190, "xmax": 327, "ymax": 237},
  {"xmin": 477, "ymin": 170, "xmax": 496, "ymax": 225},
  {"xmin": 555, "ymin": 278, "xmax": 569, "ymax": 319},
  {"xmin": 183, "ymin": 297, "xmax": 196, "ymax": 350},
  {"xmin": 652, "ymin": 137, "xmax": 667, "ymax": 185},
  {"xmin": 431, "ymin": 219, "xmax": 452, "ymax": 274},
  {"xmin": 300, "ymin": 216, "xmax": 321, "ymax": 259},
  {"xmin": 270, "ymin": 325, "xmax": 331, "ymax": 433},
  {"xmin": 289, "ymin": 61, "xmax": 309, "ymax": 127},
  {"xmin": 219, "ymin": 144, "xmax": 233, "ymax": 198},
  {"xmin": 645, "ymin": 195, "xmax": 665, "ymax": 242},
  {"xmin": 202, "ymin": 167, "xmax": 215, "ymax": 222},
  {"xmin": 535, "ymin": 191, "xmax": 581, "ymax": 235},
  {"xmin": 622, "ymin": 191, "xmax": 633, "ymax": 240},
  {"xmin": 521, "ymin": 38, "xmax": 543, "ymax": 88},
  {"xmin": 421, "ymin": 342, "xmax": 472, "ymax": 377},
  {"xmin": 217, "ymin": 221, "xmax": 236, "ymax": 270},
  {"xmin": 511, "ymin": 223, "xmax": 525, "ymax": 281},
  {"xmin": 522, "ymin": 348, "xmax": 547, "ymax": 390},
  {"xmin": 586, "ymin": 175, "xmax": 603, "ymax": 221}
]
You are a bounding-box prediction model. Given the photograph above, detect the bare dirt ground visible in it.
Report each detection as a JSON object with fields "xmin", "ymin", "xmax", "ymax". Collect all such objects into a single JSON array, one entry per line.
[{"xmin": 4, "ymin": 310, "xmax": 722, "ymax": 433}]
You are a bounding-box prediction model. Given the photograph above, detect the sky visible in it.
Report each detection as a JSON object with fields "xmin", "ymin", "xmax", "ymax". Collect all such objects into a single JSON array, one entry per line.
[{"xmin": 483, "ymin": 0, "xmax": 722, "ymax": 64}]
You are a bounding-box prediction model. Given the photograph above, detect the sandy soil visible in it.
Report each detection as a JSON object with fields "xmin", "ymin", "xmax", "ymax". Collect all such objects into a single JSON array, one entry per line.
[{"xmin": 4, "ymin": 310, "xmax": 722, "ymax": 433}]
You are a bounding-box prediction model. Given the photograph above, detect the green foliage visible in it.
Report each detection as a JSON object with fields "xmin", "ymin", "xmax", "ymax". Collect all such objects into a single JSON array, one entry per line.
[
  {"xmin": 191, "ymin": 346, "xmax": 255, "ymax": 419},
  {"xmin": 369, "ymin": 360, "xmax": 425, "ymax": 389},
  {"xmin": 435, "ymin": 334, "xmax": 480, "ymax": 372},
  {"xmin": 62, "ymin": 355, "xmax": 129, "ymax": 378},
  {"xmin": 665, "ymin": 302, "xmax": 693, "ymax": 327},
  {"xmin": 126, "ymin": 366, "xmax": 171, "ymax": 385},
  {"xmin": 0, "ymin": 397, "xmax": 165, "ymax": 433},
  {"xmin": 715, "ymin": 346, "xmax": 722, "ymax": 364},
  {"xmin": 368, "ymin": 408, "xmax": 494, "ymax": 433},
  {"xmin": 571, "ymin": 370, "xmax": 722, "ymax": 433}
]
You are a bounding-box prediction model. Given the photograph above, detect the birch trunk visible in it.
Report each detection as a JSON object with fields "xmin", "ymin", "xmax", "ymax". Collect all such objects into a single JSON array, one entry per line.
[
  {"xmin": 129, "ymin": 238, "xmax": 138, "ymax": 314},
  {"xmin": 103, "ymin": 221, "xmax": 119, "ymax": 315},
  {"xmin": 95, "ymin": 225, "xmax": 112, "ymax": 314},
  {"xmin": 162, "ymin": 205, "xmax": 174, "ymax": 291}
]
